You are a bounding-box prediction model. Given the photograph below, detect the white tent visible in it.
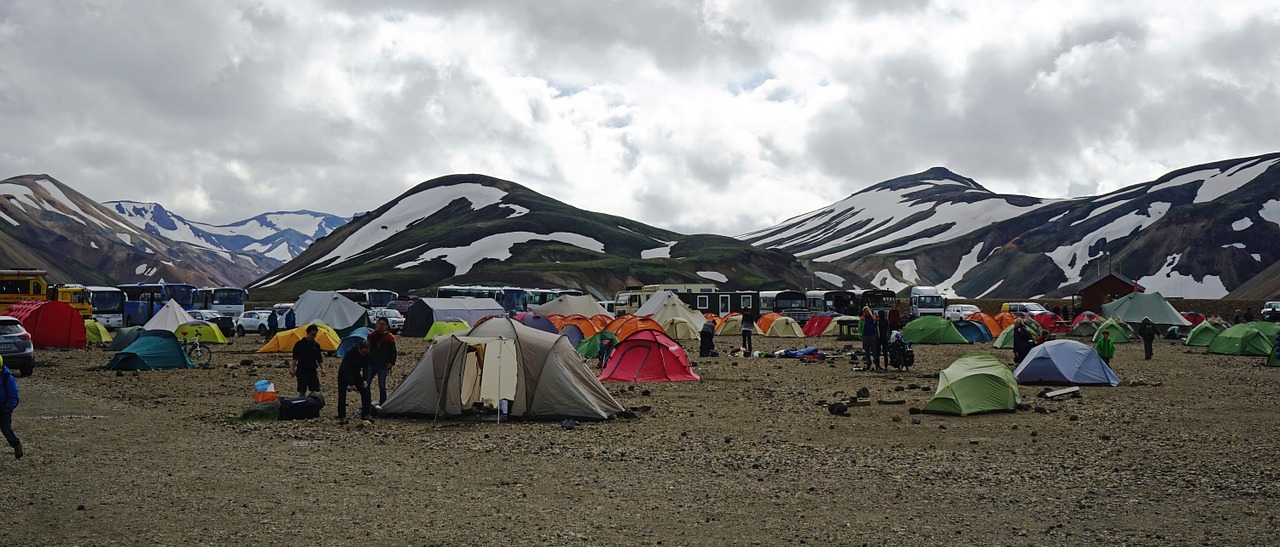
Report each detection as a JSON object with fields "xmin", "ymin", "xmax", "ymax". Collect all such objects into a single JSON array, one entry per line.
[
  {"xmin": 142, "ymin": 299, "xmax": 196, "ymax": 332},
  {"xmin": 533, "ymin": 295, "xmax": 612, "ymax": 318},
  {"xmin": 635, "ymin": 291, "xmax": 706, "ymax": 339},
  {"xmin": 379, "ymin": 317, "xmax": 624, "ymax": 420},
  {"xmin": 292, "ymin": 290, "xmax": 370, "ymax": 331}
]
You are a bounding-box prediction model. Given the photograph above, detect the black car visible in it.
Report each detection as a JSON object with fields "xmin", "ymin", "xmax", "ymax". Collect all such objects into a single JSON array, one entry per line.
[
  {"xmin": 1262, "ymin": 302, "xmax": 1280, "ymax": 322},
  {"xmin": 188, "ymin": 310, "xmax": 236, "ymax": 338},
  {"xmin": 0, "ymin": 315, "xmax": 35, "ymax": 376}
]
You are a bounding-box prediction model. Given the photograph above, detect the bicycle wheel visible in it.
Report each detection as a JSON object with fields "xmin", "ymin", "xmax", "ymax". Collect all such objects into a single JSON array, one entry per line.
[{"xmin": 188, "ymin": 345, "xmax": 213, "ymax": 367}]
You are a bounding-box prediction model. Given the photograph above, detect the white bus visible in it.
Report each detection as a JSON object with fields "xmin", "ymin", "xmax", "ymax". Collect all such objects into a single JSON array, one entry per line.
[{"xmin": 86, "ymin": 286, "xmax": 125, "ymax": 328}]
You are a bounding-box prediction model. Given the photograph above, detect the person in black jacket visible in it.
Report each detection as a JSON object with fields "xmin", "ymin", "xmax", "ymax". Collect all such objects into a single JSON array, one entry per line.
[
  {"xmin": 338, "ymin": 341, "xmax": 372, "ymax": 424},
  {"xmin": 1012, "ymin": 319, "xmax": 1033, "ymax": 365},
  {"xmin": 366, "ymin": 318, "xmax": 397, "ymax": 405},
  {"xmin": 699, "ymin": 319, "xmax": 716, "ymax": 357},
  {"xmin": 1137, "ymin": 317, "xmax": 1157, "ymax": 360},
  {"xmin": 875, "ymin": 311, "xmax": 891, "ymax": 371},
  {"xmin": 290, "ymin": 325, "xmax": 325, "ymax": 398}
]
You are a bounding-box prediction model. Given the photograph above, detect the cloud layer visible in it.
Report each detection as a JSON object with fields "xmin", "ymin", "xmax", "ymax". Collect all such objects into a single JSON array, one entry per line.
[{"xmin": 2, "ymin": 0, "xmax": 1276, "ymax": 235}]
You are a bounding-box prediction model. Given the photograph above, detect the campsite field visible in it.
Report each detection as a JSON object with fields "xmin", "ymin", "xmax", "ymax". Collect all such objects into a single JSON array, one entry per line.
[{"xmin": 3, "ymin": 333, "xmax": 1279, "ymax": 545}]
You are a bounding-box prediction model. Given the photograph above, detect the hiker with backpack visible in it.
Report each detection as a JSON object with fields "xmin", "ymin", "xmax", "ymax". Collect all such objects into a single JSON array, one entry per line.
[
  {"xmin": 1, "ymin": 358, "xmax": 22, "ymax": 459},
  {"xmin": 1137, "ymin": 317, "xmax": 1157, "ymax": 360}
]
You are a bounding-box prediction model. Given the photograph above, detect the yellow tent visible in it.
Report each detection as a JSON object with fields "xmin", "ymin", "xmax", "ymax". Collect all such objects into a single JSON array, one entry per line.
[
  {"xmin": 85, "ymin": 319, "xmax": 113, "ymax": 343},
  {"xmin": 176, "ymin": 320, "xmax": 229, "ymax": 344},
  {"xmin": 258, "ymin": 323, "xmax": 341, "ymax": 353}
]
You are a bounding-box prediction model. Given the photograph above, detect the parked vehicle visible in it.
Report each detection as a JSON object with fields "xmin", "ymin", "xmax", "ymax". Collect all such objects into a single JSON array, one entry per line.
[
  {"xmin": 909, "ymin": 286, "xmax": 945, "ymax": 318},
  {"xmin": 0, "ymin": 315, "xmax": 35, "ymax": 376},
  {"xmin": 1000, "ymin": 302, "xmax": 1050, "ymax": 316},
  {"xmin": 235, "ymin": 310, "xmax": 275, "ymax": 337},
  {"xmin": 188, "ymin": 310, "xmax": 235, "ymax": 338},
  {"xmin": 367, "ymin": 308, "xmax": 405, "ymax": 333},
  {"xmin": 944, "ymin": 304, "xmax": 982, "ymax": 322},
  {"xmin": 1262, "ymin": 301, "xmax": 1280, "ymax": 322}
]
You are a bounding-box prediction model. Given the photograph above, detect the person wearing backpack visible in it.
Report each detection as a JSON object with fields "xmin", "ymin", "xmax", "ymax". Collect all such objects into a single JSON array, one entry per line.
[{"xmin": 1, "ymin": 358, "xmax": 22, "ymax": 459}]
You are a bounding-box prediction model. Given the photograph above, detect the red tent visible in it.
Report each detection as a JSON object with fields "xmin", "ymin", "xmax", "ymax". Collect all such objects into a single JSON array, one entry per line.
[
  {"xmin": 1071, "ymin": 311, "xmax": 1100, "ymax": 327},
  {"xmin": 1031, "ymin": 312, "xmax": 1066, "ymax": 333},
  {"xmin": 5, "ymin": 300, "xmax": 88, "ymax": 348},
  {"xmin": 598, "ymin": 329, "xmax": 699, "ymax": 382},
  {"xmin": 803, "ymin": 315, "xmax": 835, "ymax": 337}
]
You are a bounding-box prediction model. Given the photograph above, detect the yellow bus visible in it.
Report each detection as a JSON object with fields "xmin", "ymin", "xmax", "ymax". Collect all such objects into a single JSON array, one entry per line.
[
  {"xmin": 0, "ymin": 268, "xmax": 48, "ymax": 315},
  {"xmin": 48, "ymin": 283, "xmax": 93, "ymax": 319}
]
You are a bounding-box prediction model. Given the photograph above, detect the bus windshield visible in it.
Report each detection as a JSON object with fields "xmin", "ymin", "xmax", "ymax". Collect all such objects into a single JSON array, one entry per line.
[
  {"xmin": 367, "ymin": 291, "xmax": 396, "ymax": 308},
  {"xmin": 90, "ymin": 291, "xmax": 124, "ymax": 313},
  {"xmin": 212, "ymin": 289, "xmax": 246, "ymax": 305},
  {"xmin": 167, "ymin": 285, "xmax": 196, "ymax": 307}
]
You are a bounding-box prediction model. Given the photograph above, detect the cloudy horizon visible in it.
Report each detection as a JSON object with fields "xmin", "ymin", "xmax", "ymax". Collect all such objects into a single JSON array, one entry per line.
[{"xmin": 2, "ymin": 0, "xmax": 1276, "ymax": 235}]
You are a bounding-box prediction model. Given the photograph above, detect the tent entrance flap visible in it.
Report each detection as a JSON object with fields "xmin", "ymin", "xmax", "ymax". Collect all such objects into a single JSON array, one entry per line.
[{"xmin": 455, "ymin": 337, "xmax": 518, "ymax": 408}]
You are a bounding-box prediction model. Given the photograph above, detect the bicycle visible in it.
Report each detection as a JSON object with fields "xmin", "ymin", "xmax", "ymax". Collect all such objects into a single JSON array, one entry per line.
[{"xmin": 181, "ymin": 329, "xmax": 214, "ymax": 368}]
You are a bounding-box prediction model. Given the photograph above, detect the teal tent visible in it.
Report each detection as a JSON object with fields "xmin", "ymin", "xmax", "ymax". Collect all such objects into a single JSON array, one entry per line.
[
  {"xmin": 336, "ymin": 327, "xmax": 374, "ymax": 358},
  {"xmin": 107, "ymin": 326, "xmax": 145, "ymax": 351},
  {"xmin": 922, "ymin": 352, "xmax": 1020, "ymax": 416},
  {"xmin": 902, "ymin": 316, "xmax": 970, "ymax": 344},
  {"xmin": 105, "ymin": 330, "xmax": 193, "ymax": 371}
]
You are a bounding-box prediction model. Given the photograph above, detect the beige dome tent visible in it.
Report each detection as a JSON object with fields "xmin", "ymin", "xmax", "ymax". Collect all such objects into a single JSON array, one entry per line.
[
  {"xmin": 379, "ymin": 317, "xmax": 624, "ymax": 420},
  {"xmin": 715, "ymin": 314, "xmax": 742, "ymax": 335},
  {"xmin": 141, "ymin": 299, "xmax": 196, "ymax": 332},
  {"xmin": 635, "ymin": 291, "xmax": 706, "ymax": 340},
  {"xmin": 757, "ymin": 315, "xmax": 805, "ymax": 337},
  {"xmin": 533, "ymin": 295, "xmax": 612, "ymax": 318},
  {"xmin": 658, "ymin": 317, "xmax": 700, "ymax": 340}
]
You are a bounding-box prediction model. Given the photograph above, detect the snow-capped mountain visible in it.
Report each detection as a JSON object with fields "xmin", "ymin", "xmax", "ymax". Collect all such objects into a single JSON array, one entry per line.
[
  {"xmin": 249, "ymin": 174, "xmax": 826, "ymax": 299},
  {"xmin": 106, "ymin": 201, "xmax": 347, "ymax": 261},
  {"xmin": 0, "ymin": 175, "xmax": 277, "ymax": 286},
  {"xmin": 741, "ymin": 154, "xmax": 1280, "ymax": 300}
]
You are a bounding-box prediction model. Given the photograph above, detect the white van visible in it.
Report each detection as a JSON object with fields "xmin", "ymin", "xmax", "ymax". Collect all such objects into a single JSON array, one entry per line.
[{"xmin": 909, "ymin": 286, "xmax": 945, "ymax": 318}]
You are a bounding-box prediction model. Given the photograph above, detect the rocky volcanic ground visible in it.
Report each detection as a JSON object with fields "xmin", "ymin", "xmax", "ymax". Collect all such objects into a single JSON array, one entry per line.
[{"xmin": 3, "ymin": 331, "xmax": 1279, "ymax": 546}]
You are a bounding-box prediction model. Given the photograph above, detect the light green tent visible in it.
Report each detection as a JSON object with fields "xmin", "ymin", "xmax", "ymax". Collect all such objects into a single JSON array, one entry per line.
[
  {"xmin": 902, "ymin": 316, "xmax": 970, "ymax": 344},
  {"xmin": 1091, "ymin": 319, "xmax": 1132, "ymax": 344},
  {"xmin": 85, "ymin": 319, "xmax": 113, "ymax": 344},
  {"xmin": 1208, "ymin": 322, "xmax": 1277, "ymax": 357},
  {"xmin": 1101, "ymin": 291, "xmax": 1190, "ymax": 328},
  {"xmin": 992, "ymin": 320, "xmax": 1043, "ymax": 349},
  {"xmin": 1184, "ymin": 321, "xmax": 1220, "ymax": 347},
  {"xmin": 424, "ymin": 320, "xmax": 470, "ymax": 340},
  {"xmin": 922, "ymin": 352, "xmax": 1020, "ymax": 416},
  {"xmin": 575, "ymin": 331, "xmax": 620, "ymax": 359}
]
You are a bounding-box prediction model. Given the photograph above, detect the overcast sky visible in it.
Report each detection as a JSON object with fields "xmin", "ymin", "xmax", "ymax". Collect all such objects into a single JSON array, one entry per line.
[{"xmin": 2, "ymin": 1, "xmax": 1277, "ymax": 235}]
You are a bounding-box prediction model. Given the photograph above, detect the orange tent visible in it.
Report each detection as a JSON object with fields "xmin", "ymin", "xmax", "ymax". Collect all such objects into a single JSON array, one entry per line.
[
  {"xmin": 589, "ymin": 314, "xmax": 613, "ymax": 331},
  {"xmin": 756, "ymin": 312, "xmax": 786, "ymax": 333},
  {"xmin": 557, "ymin": 314, "xmax": 599, "ymax": 338},
  {"xmin": 544, "ymin": 314, "xmax": 568, "ymax": 329},
  {"xmin": 604, "ymin": 315, "xmax": 666, "ymax": 341},
  {"xmin": 992, "ymin": 312, "xmax": 1019, "ymax": 334},
  {"xmin": 965, "ymin": 312, "xmax": 1002, "ymax": 336}
]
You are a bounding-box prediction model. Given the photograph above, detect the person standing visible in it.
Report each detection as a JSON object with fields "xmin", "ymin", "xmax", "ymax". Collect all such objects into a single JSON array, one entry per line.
[
  {"xmin": 1137, "ymin": 317, "xmax": 1157, "ymax": 360},
  {"xmin": 284, "ymin": 308, "xmax": 297, "ymax": 329},
  {"xmin": 1, "ymin": 359, "xmax": 22, "ymax": 459},
  {"xmin": 1095, "ymin": 330, "xmax": 1116, "ymax": 366},
  {"xmin": 290, "ymin": 324, "xmax": 326, "ymax": 398},
  {"xmin": 740, "ymin": 312, "xmax": 755, "ymax": 355},
  {"xmin": 860, "ymin": 307, "xmax": 879, "ymax": 369},
  {"xmin": 1012, "ymin": 318, "xmax": 1033, "ymax": 365},
  {"xmin": 267, "ymin": 309, "xmax": 279, "ymax": 338},
  {"xmin": 366, "ymin": 318, "xmax": 397, "ymax": 405},
  {"xmin": 1244, "ymin": 308, "xmax": 1255, "ymax": 323},
  {"xmin": 888, "ymin": 305, "xmax": 901, "ymax": 331},
  {"xmin": 337, "ymin": 341, "xmax": 372, "ymax": 424},
  {"xmin": 876, "ymin": 311, "xmax": 891, "ymax": 371},
  {"xmin": 699, "ymin": 319, "xmax": 716, "ymax": 357}
]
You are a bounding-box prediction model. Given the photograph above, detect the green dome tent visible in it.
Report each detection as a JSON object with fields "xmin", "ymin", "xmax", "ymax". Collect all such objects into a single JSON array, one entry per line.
[
  {"xmin": 1208, "ymin": 322, "xmax": 1277, "ymax": 357},
  {"xmin": 424, "ymin": 319, "xmax": 470, "ymax": 340},
  {"xmin": 1184, "ymin": 321, "xmax": 1220, "ymax": 347},
  {"xmin": 993, "ymin": 320, "xmax": 1043, "ymax": 349},
  {"xmin": 105, "ymin": 330, "xmax": 194, "ymax": 371},
  {"xmin": 922, "ymin": 352, "xmax": 1021, "ymax": 416},
  {"xmin": 902, "ymin": 316, "xmax": 970, "ymax": 344},
  {"xmin": 1091, "ymin": 319, "xmax": 1132, "ymax": 344},
  {"xmin": 575, "ymin": 331, "xmax": 621, "ymax": 359}
]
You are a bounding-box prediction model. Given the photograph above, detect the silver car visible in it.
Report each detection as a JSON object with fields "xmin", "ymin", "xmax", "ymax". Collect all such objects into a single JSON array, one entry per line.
[{"xmin": 0, "ymin": 315, "xmax": 35, "ymax": 376}]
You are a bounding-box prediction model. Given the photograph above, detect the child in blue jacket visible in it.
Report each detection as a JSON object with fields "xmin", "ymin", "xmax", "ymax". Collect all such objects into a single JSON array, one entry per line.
[{"xmin": 1, "ymin": 359, "xmax": 21, "ymax": 459}]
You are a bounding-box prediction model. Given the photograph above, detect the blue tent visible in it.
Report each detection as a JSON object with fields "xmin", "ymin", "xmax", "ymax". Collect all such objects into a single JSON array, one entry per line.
[
  {"xmin": 1013, "ymin": 339, "xmax": 1119, "ymax": 386},
  {"xmin": 953, "ymin": 320, "xmax": 993, "ymax": 343},
  {"xmin": 105, "ymin": 330, "xmax": 194, "ymax": 371},
  {"xmin": 560, "ymin": 324, "xmax": 586, "ymax": 347},
  {"xmin": 336, "ymin": 327, "xmax": 375, "ymax": 358}
]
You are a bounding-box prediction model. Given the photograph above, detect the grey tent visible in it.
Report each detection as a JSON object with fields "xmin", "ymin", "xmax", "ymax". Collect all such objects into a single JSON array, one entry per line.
[
  {"xmin": 1101, "ymin": 292, "xmax": 1190, "ymax": 329},
  {"xmin": 380, "ymin": 317, "xmax": 624, "ymax": 420},
  {"xmin": 401, "ymin": 297, "xmax": 505, "ymax": 338},
  {"xmin": 292, "ymin": 290, "xmax": 370, "ymax": 337}
]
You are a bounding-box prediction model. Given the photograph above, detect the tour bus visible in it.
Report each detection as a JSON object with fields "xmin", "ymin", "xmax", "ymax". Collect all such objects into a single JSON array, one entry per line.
[
  {"xmin": 805, "ymin": 290, "xmax": 860, "ymax": 315},
  {"xmin": 118, "ymin": 282, "xmax": 197, "ymax": 326},
  {"xmin": 851, "ymin": 289, "xmax": 898, "ymax": 316},
  {"xmin": 613, "ymin": 284, "xmax": 717, "ymax": 316},
  {"xmin": 193, "ymin": 287, "xmax": 248, "ymax": 316},
  {"xmin": 760, "ymin": 290, "xmax": 811, "ymax": 322},
  {"xmin": 526, "ymin": 288, "xmax": 584, "ymax": 308},
  {"xmin": 87, "ymin": 286, "xmax": 125, "ymax": 328},
  {"xmin": 47, "ymin": 283, "xmax": 93, "ymax": 319},
  {"xmin": 0, "ymin": 268, "xmax": 48, "ymax": 315},
  {"xmin": 337, "ymin": 288, "xmax": 400, "ymax": 309}
]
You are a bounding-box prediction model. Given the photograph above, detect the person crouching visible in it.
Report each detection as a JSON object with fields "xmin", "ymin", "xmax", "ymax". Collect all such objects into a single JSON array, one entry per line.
[{"xmin": 338, "ymin": 341, "xmax": 373, "ymax": 424}]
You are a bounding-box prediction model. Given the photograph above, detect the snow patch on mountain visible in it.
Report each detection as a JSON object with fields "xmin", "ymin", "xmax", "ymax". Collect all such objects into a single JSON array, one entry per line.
[
  {"xmin": 319, "ymin": 184, "xmax": 506, "ymax": 266},
  {"xmin": 1232, "ymin": 218, "xmax": 1253, "ymax": 231},
  {"xmin": 1221, "ymin": 243, "xmax": 1246, "ymax": 249},
  {"xmin": 1148, "ymin": 168, "xmax": 1219, "ymax": 194},
  {"xmin": 697, "ymin": 271, "xmax": 728, "ymax": 283},
  {"xmin": 1260, "ymin": 199, "xmax": 1280, "ymax": 228},
  {"xmin": 814, "ymin": 271, "xmax": 846, "ymax": 288},
  {"xmin": 977, "ymin": 280, "xmax": 1004, "ymax": 298},
  {"xmin": 895, "ymin": 259, "xmax": 920, "ymax": 284},
  {"xmin": 1138, "ymin": 253, "xmax": 1228, "ymax": 298},
  {"xmin": 641, "ymin": 240, "xmax": 676, "ymax": 259},
  {"xmin": 1194, "ymin": 158, "xmax": 1279, "ymax": 204},
  {"xmin": 937, "ymin": 243, "xmax": 985, "ymax": 298},
  {"xmin": 1047, "ymin": 202, "xmax": 1171, "ymax": 287},
  {"xmin": 871, "ymin": 269, "xmax": 908, "ymax": 293},
  {"xmin": 0, "ymin": 210, "xmax": 17, "ymax": 226},
  {"xmin": 501, "ymin": 204, "xmax": 529, "ymax": 218},
  {"xmin": 394, "ymin": 232, "xmax": 604, "ymax": 274}
]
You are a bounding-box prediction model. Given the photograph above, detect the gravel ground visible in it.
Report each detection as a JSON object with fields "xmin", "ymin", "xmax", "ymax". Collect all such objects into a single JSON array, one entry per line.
[{"xmin": 3, "ymin": 332, "xmax": 1279, "ymax": 546}]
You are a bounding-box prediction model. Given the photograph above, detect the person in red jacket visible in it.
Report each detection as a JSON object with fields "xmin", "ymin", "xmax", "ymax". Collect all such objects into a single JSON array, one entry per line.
[{"xmin": 366, "ymin": 318, "xmax": 398, "ymax": 405}]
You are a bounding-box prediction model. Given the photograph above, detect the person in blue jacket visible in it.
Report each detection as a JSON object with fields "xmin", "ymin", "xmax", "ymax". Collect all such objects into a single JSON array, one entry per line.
[{"xmin": 1, "ymin": 358, "xmax": 22, "ymax": 459}]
